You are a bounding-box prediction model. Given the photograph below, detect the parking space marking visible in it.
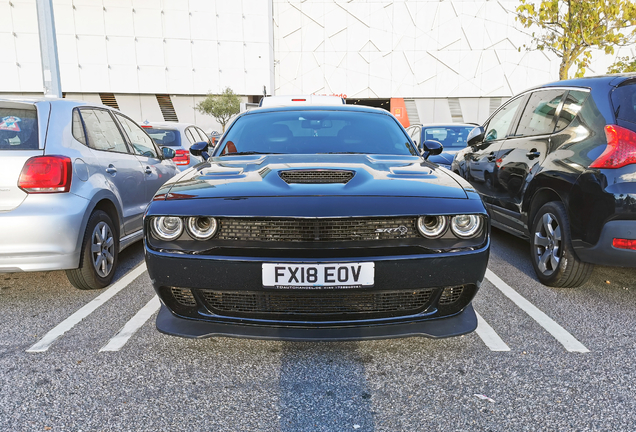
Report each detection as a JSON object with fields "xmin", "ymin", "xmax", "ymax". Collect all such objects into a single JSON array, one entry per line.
[
  {"xmin": 26, "ymin": 263, "xmax": 148, "ymax": 353},
  {"xmin": 485, "ymin": 269, "xmax": 590, "ymax": 353},
  {"xmin": 474, "ymin": 310, "xmax": 510, "ymax": 351},
  {"xmin": 99, "ymin": 295, "xmax": 160, "ymax": 352}
]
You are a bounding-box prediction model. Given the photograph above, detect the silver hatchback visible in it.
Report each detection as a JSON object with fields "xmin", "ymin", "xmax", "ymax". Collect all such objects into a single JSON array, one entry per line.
[{"xmin": 0, "ymin": 99, "xmax": 179, "ymax": 289}]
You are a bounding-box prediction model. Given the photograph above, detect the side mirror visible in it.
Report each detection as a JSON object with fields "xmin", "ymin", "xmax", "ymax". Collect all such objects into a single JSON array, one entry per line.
[
  {"xmin": 467, "ymin": 126, "xmax": 485, "ymax": 146},
  {"xmin": 190, "ymin": 141, "xmax": 210, "ymax": 160},
  {"xmin": 421, "ymin": 140, "xmax": 443, "ymax": 159},
  {"xmin": 161, "ymin": 147, "xmax": 176, "ymax": 159}
]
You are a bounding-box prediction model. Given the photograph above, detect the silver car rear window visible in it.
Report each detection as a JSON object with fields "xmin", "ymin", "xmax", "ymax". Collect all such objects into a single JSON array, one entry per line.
[{"xmin": 0, "ymin": 107, "xmax": 38, "ymax": 150}]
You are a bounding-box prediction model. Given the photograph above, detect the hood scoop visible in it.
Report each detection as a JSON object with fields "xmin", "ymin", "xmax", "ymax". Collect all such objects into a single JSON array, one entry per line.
[{"xmin": 279, "ymin": 169, "xmax": 355, "ymax": 184}]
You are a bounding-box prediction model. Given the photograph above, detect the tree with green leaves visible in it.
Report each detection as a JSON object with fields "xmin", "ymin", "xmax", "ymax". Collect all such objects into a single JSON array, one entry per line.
[
  {"xmin": 196, "ymin": 87, "xmax": 241, "ymax": 132},
  {"xmin": 608, "ymin": 56, "xmax": 636, "ymax": 73},
  {"xmin": 516, "ymin": 0, "xmax": 636, "ymax": 80}
]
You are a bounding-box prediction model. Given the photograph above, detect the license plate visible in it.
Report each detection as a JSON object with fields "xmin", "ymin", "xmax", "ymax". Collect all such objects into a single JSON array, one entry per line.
[{"xmin": 262, "ymin": 263, "xmax": 374, "ymax": 289}]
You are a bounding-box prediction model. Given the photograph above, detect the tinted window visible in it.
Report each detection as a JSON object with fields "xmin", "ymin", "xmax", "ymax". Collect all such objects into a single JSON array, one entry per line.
[
  {"xmin": 555, "ymin": 90, "xmax": 588, "ymax": 131},
  {"xmin": 0, "ymin": 107, "xmax": 38, "ymax": 150},
  {"xmin": 515, "ymin": 89, "xmax": 565, "ymax": 137},
  {"xmin": 115, "ymin": 114, "xmax": 158, "ymax": 158},
  {"xmin": 611, "ymin": 83, "xmax": 636, "ymax": 124},
  {"xmin": 81, "ymin": 109, "xmax": 129, "ymax": 153},
  {"xmin": 422, "ymin": 126, "xmax": 474, "ymax": 148},
  {"xmin": 484, "ymin": 96, "xmax": 525, "ymax": 142},
  {"xmin": 144, "ymin": 128, "xmax": 182, "ymax": 147},
  {"xmin": 217, "ymin": 111, "xmax": 416, "ymax": 156}
]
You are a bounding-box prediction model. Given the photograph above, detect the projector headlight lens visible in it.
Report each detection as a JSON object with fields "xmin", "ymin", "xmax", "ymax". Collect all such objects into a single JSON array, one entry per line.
[
  {"xmin": 152, "ymin": 216, "xmax": 184, "ymax": 241},
  {"xmin": 450, "ymin": 215, "xmax": 482, "ymax": 238},
  {"xmin": 186, "ymin": 216, "xmax": 218, "ymax": 240},
  {"xmin": 417, "ymin": 215, "xmax": 448, "ymax": 238}
]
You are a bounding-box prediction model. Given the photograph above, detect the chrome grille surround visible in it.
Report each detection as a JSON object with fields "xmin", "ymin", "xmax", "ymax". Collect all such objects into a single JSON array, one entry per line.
[
  {"xmin": 216, "ymin": 217, "xmax": 419, "ymax": 242},
  {"xmin": 200, "ymin": 288, "xmax": 434, "ymax": 319},
  {"xmin": 279, "ymin": 170, "xmax": 355, "ymax": 184}
]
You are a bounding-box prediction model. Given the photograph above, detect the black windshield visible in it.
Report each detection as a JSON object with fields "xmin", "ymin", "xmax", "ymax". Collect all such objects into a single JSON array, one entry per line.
[{"xmin": 215, "ymin": 111, "xmax": 416, "ymax": 156}]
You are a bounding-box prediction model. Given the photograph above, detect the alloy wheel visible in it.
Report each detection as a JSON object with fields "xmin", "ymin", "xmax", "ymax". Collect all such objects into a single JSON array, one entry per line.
[
  {"xmin": 533, "ymin": 212, "xmax": 562, "ymax": 276},
  {"xmin": 91, "ymin": 221, "xmax": 115, "ymax": 278}
]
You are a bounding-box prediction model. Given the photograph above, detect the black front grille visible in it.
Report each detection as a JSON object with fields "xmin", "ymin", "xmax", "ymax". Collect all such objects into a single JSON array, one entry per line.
[
  {"xmin": 200, "ymin": 289, "xmax": 433, "ymax": 320},
  {"xmin": 279, "ymin": 170, "xmax": 354, "ymax": 184},
  {"xmin": 216, "ymin": 217, "xmax": 419, "ymax": 242},
  {"xmin": 172, "ymin": 287, "xmax": 196, "ymax": 306}
]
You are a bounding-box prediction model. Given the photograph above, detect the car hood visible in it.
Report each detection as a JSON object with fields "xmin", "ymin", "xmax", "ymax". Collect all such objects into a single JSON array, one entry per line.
[{"xmin": 158, "ymin": 154, "xmax": 468, "ymax": 200}]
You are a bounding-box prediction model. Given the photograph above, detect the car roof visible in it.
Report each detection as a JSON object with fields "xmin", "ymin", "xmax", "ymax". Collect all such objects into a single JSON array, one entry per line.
[
  {"xmin": 245, "ymin": 104, "xmax": 391, "ymax": 116},
  {"xmin": 259, "ymin": 95, "xmax": 346, "ymax": 107},
  {"xmin": 532, "ymin": 73, "xmax": 636, "ymax": 91}
]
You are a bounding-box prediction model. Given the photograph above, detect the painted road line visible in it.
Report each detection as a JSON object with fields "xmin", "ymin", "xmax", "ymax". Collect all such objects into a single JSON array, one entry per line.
[
  {"xmin": 485, "ymin": 269, "xmax": 589, "ymax": 353},
  {"xmin": 27, "ymin": 263, "xmax": 148, "ymax": 353},
  {"xmin": 474, "ymin": 310, "xmax": 510, "ymax": 351},
  {"xmin": 100, "ymin": 295, "xmax": 160, "ymax": 352}
]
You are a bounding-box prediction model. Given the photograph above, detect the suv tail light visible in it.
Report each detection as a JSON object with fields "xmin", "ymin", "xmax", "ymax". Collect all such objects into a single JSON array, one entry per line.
[
  {"xmin": 590, "ymin": 125, "xmax": 636, "ymax": 169},
  {"xmin": 613, "ymin": 238, "xmax": 636, "ymax": 250},
  {"xmin": 173, "ymin": 149, "xmax": 190, "ymax": 166},
  {"xmin": 18, "ymin": 155, "xmax": 72, "ymax": 193}
]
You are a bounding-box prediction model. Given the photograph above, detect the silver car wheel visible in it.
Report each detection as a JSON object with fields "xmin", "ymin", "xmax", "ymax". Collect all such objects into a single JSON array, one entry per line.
[
  {"xmin": 533, "ymin": 212, "xmax": 562, "ymax": 276},
  {"xmin": 91, "ymin": 221, "xmax": 115, "ymax": 278}
]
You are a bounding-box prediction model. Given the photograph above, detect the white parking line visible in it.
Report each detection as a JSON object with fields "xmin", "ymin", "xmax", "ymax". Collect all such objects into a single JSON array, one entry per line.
[
  {"xmin": 474, "ymin": 310, "xmax": 510, "ymax": 351},
  {"xmin": 26, "ymin": 263, "xmax": 148, "ymax": 353},
  {"xmin": 485, "ymin": 269, "xmax": 590, "ymax": 353},
  {"xmin": 99, "ymin": 295, "xmax": 160, "ymax": 352}
]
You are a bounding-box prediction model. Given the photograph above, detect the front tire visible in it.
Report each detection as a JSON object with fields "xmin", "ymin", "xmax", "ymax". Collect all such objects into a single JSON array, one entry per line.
[
  {"xmin": 66, "ymin": 210, "xmax": 119, "ymax": 290},
  {"xmin": 530, "ymin": 202, "xmax": 593, "ymax": 288}
]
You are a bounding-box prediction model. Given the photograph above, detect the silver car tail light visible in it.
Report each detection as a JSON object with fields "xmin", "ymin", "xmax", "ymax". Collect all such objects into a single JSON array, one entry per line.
[{"xmin": 18, "ymin": 155, "xmax": 72, "ymax": 193}]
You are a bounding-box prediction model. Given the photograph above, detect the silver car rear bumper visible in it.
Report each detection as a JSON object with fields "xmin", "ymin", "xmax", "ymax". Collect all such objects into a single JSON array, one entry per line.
[{"xmin": 0, "ymin": 193, "xmax": 88, "ymax": 272}]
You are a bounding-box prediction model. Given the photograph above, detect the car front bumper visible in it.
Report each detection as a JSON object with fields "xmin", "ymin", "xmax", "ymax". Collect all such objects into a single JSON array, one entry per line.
[
  {"xmin": 0, "ymin": 193, "xmax": 88, "ymax": 272},
  {"xmin": 145, "ymin": 244, "xmax": 489, "ymax": 340}
]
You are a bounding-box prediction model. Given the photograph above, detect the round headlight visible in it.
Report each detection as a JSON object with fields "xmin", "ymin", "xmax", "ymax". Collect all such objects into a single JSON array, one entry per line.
[
  {"xmin": 417, "ymin": 215, "xmax": 448, "ymax": 238},
  {"xmin": 186, "ymin": 216, "xmax": 218, "ymax": 240},
  {"xmin": 151, "ymin": 216, "xmax": 184, "ymax": 241},
  {"xmin": 451, "ymin": 215, "xmax": 482, "ymax": 238}
]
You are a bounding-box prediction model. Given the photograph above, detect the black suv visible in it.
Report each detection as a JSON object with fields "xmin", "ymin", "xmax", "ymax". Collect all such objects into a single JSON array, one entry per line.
[{"xmin": 452, "ymin": 74, "xmax": 636, "ymax": 287}]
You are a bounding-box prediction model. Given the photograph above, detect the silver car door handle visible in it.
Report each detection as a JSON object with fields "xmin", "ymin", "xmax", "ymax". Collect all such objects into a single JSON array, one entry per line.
[
  {"xmin": 145, "ymin": 166, "xmax": 152, "ymax": 175},
  {"xmin": 526, "ymin": 151, "xmax": 541, "ymax": 158},
  {"xmin": 105, "ymin": 165, "xmax": 117, "ymax": 174}
]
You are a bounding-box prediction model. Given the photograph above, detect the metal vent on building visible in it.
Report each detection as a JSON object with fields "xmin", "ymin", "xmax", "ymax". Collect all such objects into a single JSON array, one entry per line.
[
  {"xmin": 404, "ymin": 99, "xmax": 420, "ymax": 124},
  {"xmin": 489, "ymin": 98, "xmax": 502, "ymax": 115},
  {"xmin": 448, "ymin": 98, "xmax": 464, "ymax": 123},
  {"xmin": 99, "ymin": 93, "xmax": 119, "ymax": 110},
  {"xmin": 156, "ymin": 94, "xmax": 178, "ymax": 122}
]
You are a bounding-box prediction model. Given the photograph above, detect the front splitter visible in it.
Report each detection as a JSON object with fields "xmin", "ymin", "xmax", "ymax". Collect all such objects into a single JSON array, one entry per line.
[{"xmin": 155, "ymin": 303, "xmax": 477, "ymax": 341}]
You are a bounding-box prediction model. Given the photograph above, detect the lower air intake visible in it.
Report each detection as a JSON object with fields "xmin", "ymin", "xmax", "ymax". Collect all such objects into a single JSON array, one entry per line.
[
  {"xmin": 438, "ymin": 286, "xmax": 464, "ymax": 304},
  {"xmin": 171, "ymin": 287, "xmax": 196, "ymax": 306}
]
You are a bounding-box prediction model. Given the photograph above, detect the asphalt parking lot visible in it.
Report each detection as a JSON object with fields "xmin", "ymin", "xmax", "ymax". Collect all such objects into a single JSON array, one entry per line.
[{"xmin": 1, "ymin": 229, "xmax": 635, "ymax": 431}]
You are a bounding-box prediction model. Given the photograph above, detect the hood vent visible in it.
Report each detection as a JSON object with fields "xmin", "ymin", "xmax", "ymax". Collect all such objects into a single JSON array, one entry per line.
[{"xmin": 279, "ymin": 170, "xmax": 355, "ymax": 184}]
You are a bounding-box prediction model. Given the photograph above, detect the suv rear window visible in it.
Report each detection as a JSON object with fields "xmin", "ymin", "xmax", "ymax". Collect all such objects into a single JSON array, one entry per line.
[
  {"xmin": 611, "ymin": 83, "xmax": 636, "ymax": 124},
  {"xmin": 0, "ymin": 107, "xmax": 38, "ymax": 150},
  {"xmin": 144, "ymin": 128, "xmax": 182, "ymax": 147}
]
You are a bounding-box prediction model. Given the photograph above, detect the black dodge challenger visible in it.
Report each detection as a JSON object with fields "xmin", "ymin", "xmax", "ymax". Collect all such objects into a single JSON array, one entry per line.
[{"xmin": 144, "ymin": 105, "xmax": 490, "ymax": 340}]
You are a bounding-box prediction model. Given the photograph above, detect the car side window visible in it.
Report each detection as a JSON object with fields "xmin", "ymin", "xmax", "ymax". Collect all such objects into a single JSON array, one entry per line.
[
  {"xmin": 514, "ymin": 89, "xmax": 565, "ymax": 137},
  {"xmin": 72, "ymin": 108, "xmax": 87, "ymax": 145},
  {"xmin": 484, "ymin": 96, "xmax": 525, "ymax": 142},
  {"xmin": 115, "ymin": 113, "xmax": 159, "ymax": 158},
  {"xmin": 80, "ymin": 109, "xmax": 129, "ymax": 153},
  {"xmin": 555, "ymin": 90, "xmax": 589, "ymax": 131}
]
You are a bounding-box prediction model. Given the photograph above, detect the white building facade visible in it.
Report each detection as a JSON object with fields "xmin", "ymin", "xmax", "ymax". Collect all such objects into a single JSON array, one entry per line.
[{"xmin": 0, "ymin": 0, "xmax": 629, "ymax": 130}]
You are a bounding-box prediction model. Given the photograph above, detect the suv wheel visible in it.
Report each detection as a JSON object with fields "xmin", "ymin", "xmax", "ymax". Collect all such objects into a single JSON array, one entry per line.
[
  {"xmin": 530, "ymin": 202, "xmax": 593, "ymax": 288},
  {"xmin": 66, "ymin": 210, "xmax": 119, "ymax": 290}
]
